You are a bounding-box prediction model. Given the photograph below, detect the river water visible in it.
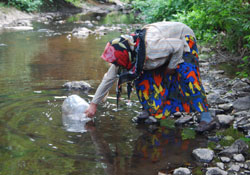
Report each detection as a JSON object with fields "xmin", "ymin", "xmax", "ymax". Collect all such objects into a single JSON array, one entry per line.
[{"xmin": 0, "ymin": 12, "xmax": 208, "ymax": 175}]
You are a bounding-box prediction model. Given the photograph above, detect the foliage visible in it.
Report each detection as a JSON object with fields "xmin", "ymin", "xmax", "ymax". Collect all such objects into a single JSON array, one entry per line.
[
  {"xmin": 160, "ymin": 118, "xmax": 175, "ymax": 129},
  {"xmin": 236, "ymin": 56, "xmax": 250, "ymax": 78},
  {"xmin": 216, "ymin": 127, "xmax": 245, "ymax": 146},
  {"xmin": 207, "ymin": 141, "xmax": 216, "ymax": 150},
  {"xmin": 193, "ymin": 166, "xmax": 203, "ymax": 175},
  {"xmin": 131, "ymin": 0, "xmax": 193, "ymax": 22},
  {"xmin": 7, "ymin": 0, "xmax": 43, "ymax": 12},
  {"xmin": 181, "ymin": 128, "xmax": 196, "ymax": 140},
  {"xmin": 178, "ymin": 0, "xmax": 249, "ymax": 53},
  {"xmin": 4, "ymin": 0, "xmax": 84, "ymax": 12},
  {"xmin": 131, "ymin": 0, "xmax": 250, "ymax": 77},
  {"xmin": 0, "ymin": 2, "xmax": 6, "ymax": 7}
]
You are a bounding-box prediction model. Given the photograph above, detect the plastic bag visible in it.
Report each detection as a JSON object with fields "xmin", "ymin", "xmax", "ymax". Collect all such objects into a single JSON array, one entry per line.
[{"xmin": 62, "ymin": 95, "xmax": 91, "ymax": 133}]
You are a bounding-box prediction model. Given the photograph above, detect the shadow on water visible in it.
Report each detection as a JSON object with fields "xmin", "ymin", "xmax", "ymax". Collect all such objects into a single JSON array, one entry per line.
[{"xmin": 0, "ymin": 12, "xmax": 208, "ymax": 175}]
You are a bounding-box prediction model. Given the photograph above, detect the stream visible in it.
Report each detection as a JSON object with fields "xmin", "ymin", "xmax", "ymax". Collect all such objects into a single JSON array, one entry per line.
[{"xmin": 0, "ymin": 12, "xmax": 209, "ymax": 175}]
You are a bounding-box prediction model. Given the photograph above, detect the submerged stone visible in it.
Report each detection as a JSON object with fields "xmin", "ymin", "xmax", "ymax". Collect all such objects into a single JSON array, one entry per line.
[
  {"xmin": 63, "ymin": 81, "xmax": 92, "ymax": 91},
  {"xmin": 72, "ymin": 27, "xmax": 93, "ymax": 38}
]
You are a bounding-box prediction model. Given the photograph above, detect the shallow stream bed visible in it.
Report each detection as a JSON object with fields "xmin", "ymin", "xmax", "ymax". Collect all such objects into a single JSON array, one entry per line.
[{"xmin": 0, "ymin": 12, "xmax": 209, "ymax": 175}]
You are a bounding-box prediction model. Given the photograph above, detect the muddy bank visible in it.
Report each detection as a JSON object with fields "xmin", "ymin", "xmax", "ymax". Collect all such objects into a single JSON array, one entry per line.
[
  {"xmin": 0, "ymin": 7, "xmax": 36, "ymax": 28},
  {"xmin": 0, "ymin": 0, "xmax": 127, "ymax": 29}
]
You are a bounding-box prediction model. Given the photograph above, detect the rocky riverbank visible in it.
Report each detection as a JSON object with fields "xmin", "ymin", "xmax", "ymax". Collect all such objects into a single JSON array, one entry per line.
[
  {"xmin": 0, "ymin": 0, "xmax": 127, "ymax": 30},
  {"xmin": 160, "ymin": 49, "xmax": 250, "ymax": 174}
]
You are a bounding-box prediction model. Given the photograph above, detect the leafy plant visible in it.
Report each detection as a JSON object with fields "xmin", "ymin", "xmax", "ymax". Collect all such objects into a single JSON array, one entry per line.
[
  {"xmin": 131, "ymin": 0, "xmax": 250, "ymax": 77},
  {"xmin": 236, "ymin": 56, "xmax": 250, "ymax": 78},
  {"xmin": 181, "ymin": 128, "xmax": 196, "ymax": 140},
  {"xmin": 131, "ymin": 0, "xmax": 194, "ymax": 23},
  {"xmin": 216, "ymin": 127, "xmax": 245, "ymax": 146},
  {"xmin": 160, "ymin": 118, "xmax": 175, "ymax": 129},
  {"xmin": 5, "ymin": 0, "xmax": 84, "ymax": 12}
]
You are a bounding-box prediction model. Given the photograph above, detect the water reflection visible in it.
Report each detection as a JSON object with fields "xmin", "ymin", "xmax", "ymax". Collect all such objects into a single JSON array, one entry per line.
[{"xmin": 84, "ymin": 121, "xmax": 207, "ymax": 175}]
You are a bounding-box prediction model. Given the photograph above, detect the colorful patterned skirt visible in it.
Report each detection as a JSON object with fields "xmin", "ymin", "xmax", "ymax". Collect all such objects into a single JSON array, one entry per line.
[{"xmin": 134, "ymin": 35, "xmax": 209, "ymax": 120}]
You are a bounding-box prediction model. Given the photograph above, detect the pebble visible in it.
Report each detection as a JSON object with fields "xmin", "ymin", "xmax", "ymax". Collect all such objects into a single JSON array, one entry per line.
[
  {"xmin": 218, "ymin": 103, "xmax": 233, "ymax": 111},
  {"xmin": 245, "ymin": 160, "xmax": 250, "ymax": 170},
  {"xmin": 233, "ymin": 154, "xmax": 245, "ymax": 162},
  {"xmin": 233, "ymin": 96, "xmax": 250, "ymax": 111},
  {"xmin": 173, "ymin": 111, "xmax": 182, "ymax": 117},
  {"xmin": 173, "ymin": 167, "xmax": 191, "ymax": 175},
  {"xmin": 192, "ymin": 148, "xmax": 214, "ymax": 163},
  {"xmin": 243, "ymin": 170, "xmax": 250, "ymax": 175},
  {"xmin": 206, "ymin": 167, "xmax": 228, "ymax": 175},
  {"xmin": 216, "ymin": 114, "xmax": 234, "ymax": 125},
  {"xmin": 0, "ymin": 43, "xmax": 7, "ymax": 47},
  {"xmin": 220, "ymin": 157, "xmax": 231, "ymax": 163},
  {"xmin": 228, "ymin": 164, "xmax": 240, "ymax": 172},
  {"xmin": 216, "ymin": 162, "xmax": 225, "ymax": 170},
  {"xmin": 175, "ymin": 115, "xmax": 192, "ymax": 125}
]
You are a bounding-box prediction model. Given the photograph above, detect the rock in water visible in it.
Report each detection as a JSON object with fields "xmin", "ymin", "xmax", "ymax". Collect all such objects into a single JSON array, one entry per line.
[
  {"xmin": 63, "ymin": 81, "xmax": 92, "ymax": 91},
  {"xmin": 72, "ymin": 27, "xmax": 93, "ymax": 38},
  {"xmin": 62, "ymin": 95, "xmax": 91, "ymax": 133}
]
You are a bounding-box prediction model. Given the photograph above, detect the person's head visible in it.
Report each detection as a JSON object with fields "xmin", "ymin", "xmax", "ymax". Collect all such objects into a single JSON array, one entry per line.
[{"xmin": 101, "ymin": 35, "xmax": 137, "ymax": 70}]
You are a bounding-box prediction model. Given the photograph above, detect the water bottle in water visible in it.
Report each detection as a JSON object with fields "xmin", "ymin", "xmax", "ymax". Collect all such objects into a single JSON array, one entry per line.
[{"xmin": 62, "ymin": 95, "xmax": 91, "ymax": 133}]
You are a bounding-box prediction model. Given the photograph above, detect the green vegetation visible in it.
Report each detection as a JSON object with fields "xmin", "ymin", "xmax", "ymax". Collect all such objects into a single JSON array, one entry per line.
[
  {"xmin": 7, "ymin": 0, "xmax": 43, "ymax": 12},
  {"xmin": 193, "ymin": 166, "xmax": 203, "ymax": 175},
  {"xmin": 160, "ymin": 118, "xmax": 175, "ymax": 129},
  {"xmin": 237, "ymin": 56, "xmax": 250, "ymax": 78},
  {"xmin": 216, "ymin": 127, "xmax": 247, "ymax": 146},
  {"xmin": 181, "ymin": 128, "xmax": 196, "ymax": 140},
  {"xmin": 2, "ymin": 0, "xmax": 85, "ymax": 12},
  {"xmin": 131, "ymin": 0, "xmax": 250, "ymax": 77}
]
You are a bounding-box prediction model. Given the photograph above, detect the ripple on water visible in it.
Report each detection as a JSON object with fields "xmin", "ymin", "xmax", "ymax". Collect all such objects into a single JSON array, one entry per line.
[{"xmin": 0, "ymin": 89, "xmax": 103, "ymax": 174}]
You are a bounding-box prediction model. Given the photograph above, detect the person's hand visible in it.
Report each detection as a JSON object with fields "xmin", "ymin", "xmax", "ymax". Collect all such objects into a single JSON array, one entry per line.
[
  {"xmin": 165, "ymin": 67, "xmax": 176, "ymax": 75},
  {"xmin": 85, "ymin": 103, "xmax": 97, "ymax": 118}
]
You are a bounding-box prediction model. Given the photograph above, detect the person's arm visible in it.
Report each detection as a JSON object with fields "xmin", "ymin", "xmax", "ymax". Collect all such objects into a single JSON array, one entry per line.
[{"xmin": 85, "ymin": 64, "xmax": 118, "ymax": 117}]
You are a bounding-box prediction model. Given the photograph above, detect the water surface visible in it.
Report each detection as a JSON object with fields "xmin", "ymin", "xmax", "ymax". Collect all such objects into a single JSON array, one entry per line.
[{"xmin": 0, "ymin": 12, "xmax": 208, "ymax": 175}]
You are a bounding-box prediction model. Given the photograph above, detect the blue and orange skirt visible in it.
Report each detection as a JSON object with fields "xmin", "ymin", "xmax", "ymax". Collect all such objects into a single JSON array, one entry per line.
[{"xmin": 134, "ymin": 35, "xmax": 209, "ymax": 120}]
